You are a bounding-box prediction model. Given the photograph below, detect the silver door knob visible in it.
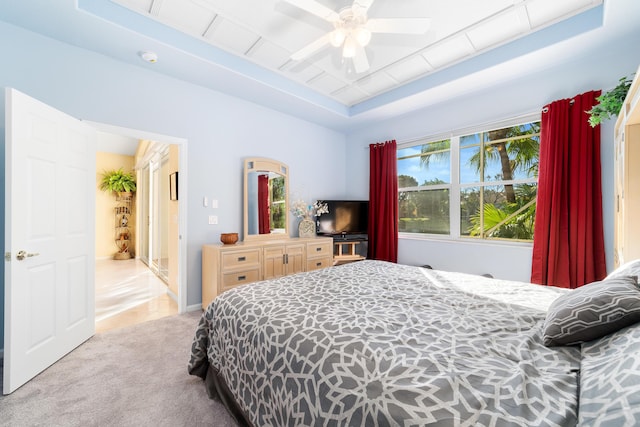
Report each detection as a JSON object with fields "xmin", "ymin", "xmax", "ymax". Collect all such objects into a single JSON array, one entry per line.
[{"xmin": 16, "ymin": 250, "xmax": 39, "ymax": 261}]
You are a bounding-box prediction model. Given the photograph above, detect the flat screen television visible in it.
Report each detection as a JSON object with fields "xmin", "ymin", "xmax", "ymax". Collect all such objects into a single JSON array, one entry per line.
[{"xmin": 316, "ymin": 200, "xmax": 369, "ymax": 237}]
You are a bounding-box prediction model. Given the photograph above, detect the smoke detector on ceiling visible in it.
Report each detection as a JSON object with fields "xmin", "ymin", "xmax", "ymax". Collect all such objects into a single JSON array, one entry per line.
[{"xmin": 139, "ymin": 51, "xmax": 158, "ymax": 63}]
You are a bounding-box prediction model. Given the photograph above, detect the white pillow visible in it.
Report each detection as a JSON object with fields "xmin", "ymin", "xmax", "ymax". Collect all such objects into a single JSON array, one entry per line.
[{"xmin": 607, "ymin": 259, "xmax": 640, "ymax": 281}]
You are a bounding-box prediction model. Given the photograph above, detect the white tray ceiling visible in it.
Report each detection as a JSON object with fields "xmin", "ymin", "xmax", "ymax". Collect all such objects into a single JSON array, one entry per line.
[{"xmin": 110, "ymin": 0, "xmax": 603, "ymax": 106}]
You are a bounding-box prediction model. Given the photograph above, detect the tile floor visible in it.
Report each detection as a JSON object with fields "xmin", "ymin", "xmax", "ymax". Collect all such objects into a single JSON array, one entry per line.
[{"xmin": 95, "ymin": 258, "xmax": 178, "ymax": 333}]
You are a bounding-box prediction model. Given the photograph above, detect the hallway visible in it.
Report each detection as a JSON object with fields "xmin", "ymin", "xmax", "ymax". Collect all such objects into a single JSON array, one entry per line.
[{"xmin": 95, "ymin": 258, "xmax": 177, "ymax": 333}]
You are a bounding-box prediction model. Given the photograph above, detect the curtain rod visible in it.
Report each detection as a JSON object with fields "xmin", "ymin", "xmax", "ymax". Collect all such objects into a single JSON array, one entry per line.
[
  {"xmin": 364, "ymin": 110, "xmax": 540, "ymax": 149},
  {"xmin": 542, "ymin": 98, "xmax": 575, "ymax": 113}
]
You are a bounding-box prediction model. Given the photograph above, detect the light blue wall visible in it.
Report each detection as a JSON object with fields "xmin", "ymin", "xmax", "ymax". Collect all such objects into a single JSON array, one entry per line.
[
  {"xmin": 0, "ymin": 19, "xmax": 347, "ymax": 350},
  {"xmin": 345, "ymin": 40, "xmax": 639, "ymax": 282}
]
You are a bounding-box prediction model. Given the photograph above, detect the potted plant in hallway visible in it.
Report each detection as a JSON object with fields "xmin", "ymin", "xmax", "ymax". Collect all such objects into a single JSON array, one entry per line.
[
  {"xmin": 99, "ymin": 168, "xmax": 137, "ymax": 196},
  {"xmin": 99, "ymin": 168, "xmax": 137, "ymax": 260}
]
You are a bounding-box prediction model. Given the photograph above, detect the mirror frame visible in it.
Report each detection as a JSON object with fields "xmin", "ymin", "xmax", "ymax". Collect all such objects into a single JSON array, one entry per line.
[{"xmin": 243, "ymin": 157, "xmax": 290, "ymax": 241}]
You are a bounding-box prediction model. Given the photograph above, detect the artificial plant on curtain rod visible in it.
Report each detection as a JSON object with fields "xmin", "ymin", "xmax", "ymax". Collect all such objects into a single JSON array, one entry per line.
[
  {"xmin": 586, "ymin": 74, "xmax": 633, "ymax": 127},
  {"xmin": 369, "ymin": 139, "xmax": 398, "ymax": 263},
  {"xmin": 531, "ymin": 90, "xmax": 606, "ymax": 289}
]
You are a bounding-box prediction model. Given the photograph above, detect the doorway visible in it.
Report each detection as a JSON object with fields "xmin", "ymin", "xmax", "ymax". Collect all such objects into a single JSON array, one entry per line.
[
  {"xmin": 88, "ymin": 122, "xmax": 188, "ymax": 332},
  {"xmin": 95, "ymin": 138, "xmax": 178, "ymax": 332},
  {"xmin": 2, "ymin": 90, "xmax": 188, "ymax": 394}
]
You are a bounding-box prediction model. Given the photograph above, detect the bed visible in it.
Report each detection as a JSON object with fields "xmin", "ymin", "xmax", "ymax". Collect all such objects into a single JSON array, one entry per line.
[{"xmin": 188, "ymin": 259, "xmax": 640, "ymax": 426}]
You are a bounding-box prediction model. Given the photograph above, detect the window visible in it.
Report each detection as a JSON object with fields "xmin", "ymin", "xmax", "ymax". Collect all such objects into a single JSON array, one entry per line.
[
  {"xmin": 270, "ymin": 176, "xmax": 286, "ymax": 230},
  {"xmin": 397, "ymin": 119, "xmax": 540, "ymax": 242},
  {"xmin": 398, "ymin": 139, "xmax": 451, "ymax": 234}
]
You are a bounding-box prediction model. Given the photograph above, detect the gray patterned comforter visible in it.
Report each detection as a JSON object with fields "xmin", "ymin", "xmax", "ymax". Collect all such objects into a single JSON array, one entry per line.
[{"xmin": 189, "ymin": 260, "xmax": 581, "ymax": 426}]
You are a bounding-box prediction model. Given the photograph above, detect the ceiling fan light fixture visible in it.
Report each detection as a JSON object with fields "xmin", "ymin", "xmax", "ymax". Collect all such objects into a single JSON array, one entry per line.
[
  {"xmin": 329, "ymin": 28, "xmax": 346, "ymax": 47},
  {"xmin": 354, "ymin": 26, "xmax": 371, "ymax": 47},
  {"xmin": 342, "ymin": 36, "xmax": 357, "ymax": 58},
  {"xmin": 284, "ymin": 0, "xmax": 431, "ymax": 69}
]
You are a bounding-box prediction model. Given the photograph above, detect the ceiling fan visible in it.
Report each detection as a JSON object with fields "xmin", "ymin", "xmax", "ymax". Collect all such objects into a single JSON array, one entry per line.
[{"xmin": 284, "ymin": 0, "xmax": 431, "ymax": 73}]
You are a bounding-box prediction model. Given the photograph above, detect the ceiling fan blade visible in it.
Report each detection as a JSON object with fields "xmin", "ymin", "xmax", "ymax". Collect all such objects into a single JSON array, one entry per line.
[
  {"xmin": 366, "ymin": 18, "xmax": 431, "ymax": 34},
  {"xmin": 352, "ymin": 0, "xmax": 376, "ymax": 15},
  {"xmin": 352, "ymin": 46, "xmax": 370, "ymax": 73},
  {"xmin": 282, "ymin": 0, "xmax": 340, "ymax": 23},
  {"xmin": 291, "ymin": 33, "xmax": 331, "ymax": 61}
]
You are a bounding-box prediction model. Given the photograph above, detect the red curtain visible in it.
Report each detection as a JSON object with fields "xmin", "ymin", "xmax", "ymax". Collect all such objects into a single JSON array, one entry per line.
[
  {"xmin": 531, "ymin": 90, "xmax": 606, "ymax": 288},
  {"xmin": 257, "ymin": 174, "xmax": 270, "ymax": 234},
  {"xmin": 369, "ymin": 140, "xmax": 398, "ymax": 263}
]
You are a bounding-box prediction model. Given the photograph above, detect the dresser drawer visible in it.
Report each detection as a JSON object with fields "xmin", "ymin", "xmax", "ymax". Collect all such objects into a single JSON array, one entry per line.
[
  {"xmin": 307, "ymin": 257, "xmax": 333, "ymax": 271},
  {"xmin": 221, "ymin": 249, "xmax": 260, "ymax": 269},
  {"xmin": 221, "ymin": 268, "xmax": 261, "ymax": 289},
  {"xmin": 307, "ymin": 241, "xmax": 333, "ymax": 259}
]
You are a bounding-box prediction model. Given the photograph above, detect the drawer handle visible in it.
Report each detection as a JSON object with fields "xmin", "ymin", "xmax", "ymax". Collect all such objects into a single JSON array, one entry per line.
[
  {"xmin": 238, "ymin": 256, "xmax": 246, "ymax": 262},
  {"xmin": 238, "ymin": 275, "xmax": 247, "ymax": 281},
  {"xmin": 316, "ymin": 247, "xmax": 322, "ymax": 252},
  {"xmin": 316, "ymin": 262, "xmax": 322, "ymax": 266}
]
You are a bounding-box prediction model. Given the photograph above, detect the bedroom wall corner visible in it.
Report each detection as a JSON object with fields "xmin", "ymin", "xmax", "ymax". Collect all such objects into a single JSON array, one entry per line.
[{"xmin": 343, "ymin": 45, "xmax": 640, "ymax": 280}]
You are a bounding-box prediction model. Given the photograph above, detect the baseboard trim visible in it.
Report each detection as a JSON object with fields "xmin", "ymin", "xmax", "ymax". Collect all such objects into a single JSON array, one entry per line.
[
  {"xmin": 186, "ymin": 304, "xmax": 202, "ymax": 312},
  {"xmin": 166, "ymin": 289, "xmax": 178, "ymax": 303}
]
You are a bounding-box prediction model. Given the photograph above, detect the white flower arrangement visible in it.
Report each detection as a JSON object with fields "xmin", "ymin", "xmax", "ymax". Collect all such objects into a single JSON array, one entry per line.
[
  {"xmin": 290, "ymin": 200, "xmax": 329, "ymax": 219},
  {"xmin": 312, "ymin": 200, "xmax": 329, "ymax": 216}
]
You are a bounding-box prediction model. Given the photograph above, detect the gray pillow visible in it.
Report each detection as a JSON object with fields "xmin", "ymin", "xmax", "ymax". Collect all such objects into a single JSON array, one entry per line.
[
  {"xmin": 542, "ymin": 275, "xmax": 640, "ymax": 346},
  {"xmin": 606, "ymin": 259, "xmax": 640, "ymax": 281}
]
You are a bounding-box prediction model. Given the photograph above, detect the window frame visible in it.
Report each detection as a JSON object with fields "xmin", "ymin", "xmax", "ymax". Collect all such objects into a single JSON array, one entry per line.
[{"xmin": 397, "ymin": 113, "xmax": 541, "ymax": 245}]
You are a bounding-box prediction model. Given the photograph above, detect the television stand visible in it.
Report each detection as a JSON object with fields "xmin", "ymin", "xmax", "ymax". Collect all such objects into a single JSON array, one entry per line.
[{"xmin": 333, "ymin": 240, "xmax": 365, "ymax": 265}]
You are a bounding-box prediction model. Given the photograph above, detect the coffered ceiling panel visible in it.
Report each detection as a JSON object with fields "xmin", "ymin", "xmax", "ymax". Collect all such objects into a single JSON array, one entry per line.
[
  {"xmin": 309, "ymin": 72, "xmax": 346, "ymax": 94},
  {"xmin": 205, "ymin": 18, "xmax": 261, "ymax": 54},
  {"xmin": 107, "ymin": 0, "xmax": 602, "ymax": 107},
  {"xmin": 385, "ymin": 55, "xmax": 432, "ymax": 84}
]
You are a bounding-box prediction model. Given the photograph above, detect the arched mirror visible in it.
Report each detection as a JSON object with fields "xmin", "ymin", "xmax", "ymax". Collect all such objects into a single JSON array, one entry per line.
[{"xmin": 243, "ymin": 157, "xmax": 289, "ymax": 241}]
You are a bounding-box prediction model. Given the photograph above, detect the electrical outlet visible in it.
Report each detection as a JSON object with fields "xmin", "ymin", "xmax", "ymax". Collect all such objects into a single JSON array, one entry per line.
[{"xmin": 208, "ymin": 215, "xmax": 218, "ymax": 225}]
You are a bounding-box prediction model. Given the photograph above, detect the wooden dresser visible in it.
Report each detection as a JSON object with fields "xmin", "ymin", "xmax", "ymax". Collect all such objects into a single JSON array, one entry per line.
[{"xmin": 201, "ymin": 236, "xmax": 334, "ymax": 308}]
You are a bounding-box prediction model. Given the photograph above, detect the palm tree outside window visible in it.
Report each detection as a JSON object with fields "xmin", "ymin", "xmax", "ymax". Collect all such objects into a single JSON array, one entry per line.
[{"xmin": 397, "ymin": 120, "xmax": 540, "ymax": 241}]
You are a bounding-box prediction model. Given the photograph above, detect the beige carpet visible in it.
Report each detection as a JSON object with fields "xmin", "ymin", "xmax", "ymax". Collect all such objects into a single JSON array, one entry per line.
[{"xmin": 0, "ymin": 312, "xmax": 236, "ymax": 426}]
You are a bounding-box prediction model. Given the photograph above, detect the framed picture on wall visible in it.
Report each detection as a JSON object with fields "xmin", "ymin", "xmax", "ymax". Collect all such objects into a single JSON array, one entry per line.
[{"xmin": 170, "ymin": 171, "xmax": 178, "ymax": 201}]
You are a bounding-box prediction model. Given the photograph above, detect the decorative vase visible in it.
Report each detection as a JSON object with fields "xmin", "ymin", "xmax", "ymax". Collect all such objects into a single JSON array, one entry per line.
[{"xmin": 298, "ymin": 217, "xmax": 315, "ymax": 238}]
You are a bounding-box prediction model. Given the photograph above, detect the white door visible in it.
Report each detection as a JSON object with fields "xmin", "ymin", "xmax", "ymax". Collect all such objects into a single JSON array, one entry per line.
[{"xmin": 3, "ymin": 88, "xmax": 96, "ymax": 394}]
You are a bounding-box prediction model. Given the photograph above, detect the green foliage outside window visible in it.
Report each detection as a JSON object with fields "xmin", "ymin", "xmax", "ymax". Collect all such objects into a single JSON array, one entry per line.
[
  {"xmin": 270, "ymin": 176, "xmax": 286, "ymax": 230},
  {"xmin": 397, "ymin": 121, "xmax": 540, "ymax": 241},
  {"xmin": 398, "ymin": 139, "xmax": 451, "ymax": 235},
  {"xmin": 464, "ymin": 123, "xmax": 540, "ymax": 240},
  {"xmin": 467, "ymin": 184, "xmax": 537, "ymax": 239}
]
